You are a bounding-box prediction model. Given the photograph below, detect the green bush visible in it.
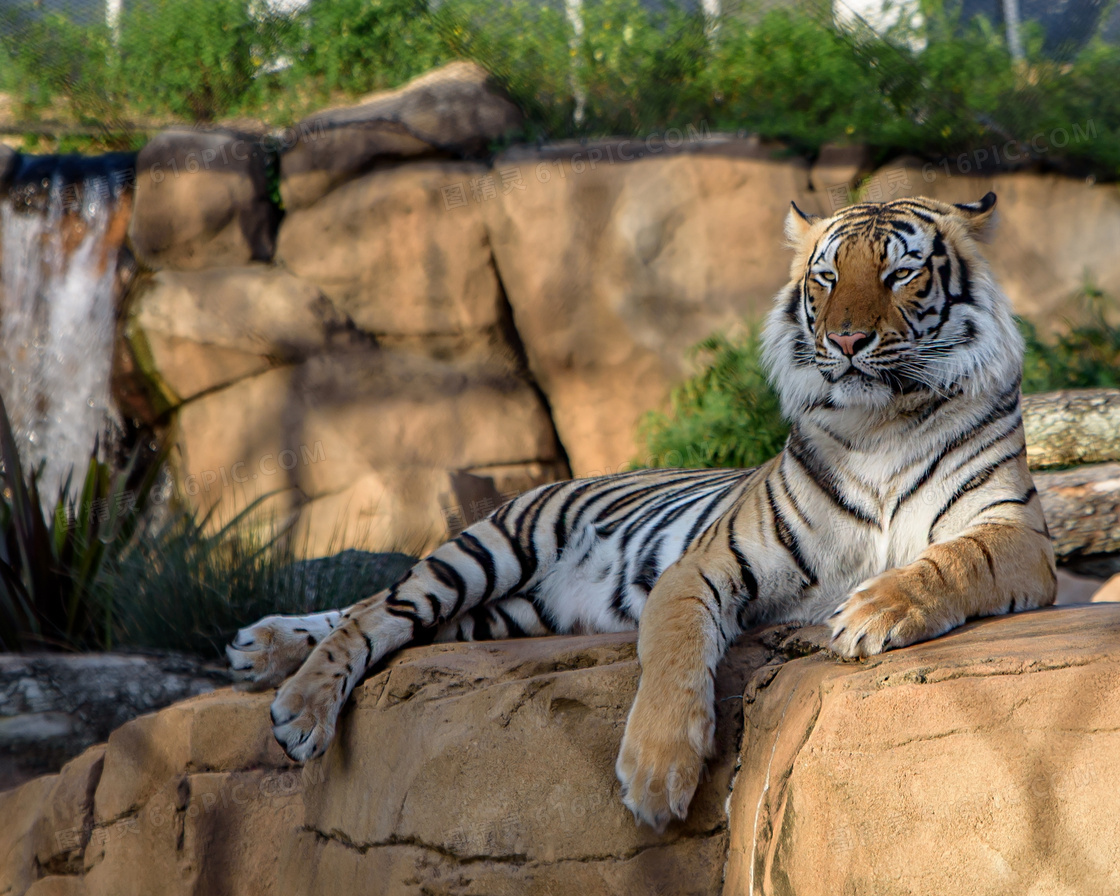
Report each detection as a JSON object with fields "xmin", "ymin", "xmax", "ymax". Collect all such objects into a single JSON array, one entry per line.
[
  {"xmin": 1020, "ymin": 286, "xmax": 1120, "ymax": 393},
  {"xmin": 115, "ymin": 0, "xmax": 269, "ymax": 121},
  {"xmin": 99, "ymin": 504, "xmax": 413, "ymax": 658},
  {"xmin": 637, "ymin": 330, "xmax": 788, "ymax": 471}
]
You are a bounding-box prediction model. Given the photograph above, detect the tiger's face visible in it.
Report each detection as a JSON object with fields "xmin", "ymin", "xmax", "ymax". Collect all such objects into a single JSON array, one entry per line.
[{"xmin": 764, "ymin": 193, "xmax": 1023, "ymax": 416}]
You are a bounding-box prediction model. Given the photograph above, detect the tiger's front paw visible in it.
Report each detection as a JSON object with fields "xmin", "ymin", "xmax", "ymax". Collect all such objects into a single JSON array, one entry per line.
[
  {"xmin": 269, "ymin": 670, "xmax": 344, "ymax": 763},
  {"xmin": 615, "ymin": 688, "xmax": 713, "ymax": 832},
  {"xmin": 830, "ymin": 573, "xmax": 960, "ymax": 659}
]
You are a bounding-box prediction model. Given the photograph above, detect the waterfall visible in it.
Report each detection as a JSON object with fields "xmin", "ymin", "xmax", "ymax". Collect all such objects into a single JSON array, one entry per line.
[{"xmin": 0, "ymin": 156, "xmax": 133, "ymax": 505}]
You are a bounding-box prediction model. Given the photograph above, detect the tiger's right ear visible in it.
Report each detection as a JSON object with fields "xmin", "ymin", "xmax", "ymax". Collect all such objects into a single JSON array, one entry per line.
[{"xmin": 785, "ymin": 201, "xmax": 819, "ymax": 245}]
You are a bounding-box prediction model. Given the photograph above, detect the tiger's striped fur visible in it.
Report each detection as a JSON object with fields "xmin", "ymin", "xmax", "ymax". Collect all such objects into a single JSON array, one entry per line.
[{"xmin": 228, "ymin": 193, "xmax": 1056, "ymax": 831}]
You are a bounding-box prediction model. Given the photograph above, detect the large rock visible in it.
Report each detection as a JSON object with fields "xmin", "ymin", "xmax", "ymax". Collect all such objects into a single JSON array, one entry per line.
[
  {"xmin": 124, "ymin": 265, "xmax": 352, "ymax": 410},
  {"xmin": 0, "ymin": 632, "xmax": 764, "ymax": 896},
  {"xmin": 725, "ymin": 604, "xmax": 1120, "ymax": 895},
  {"xmin": 4, "ymin": 607, "xmax": 1120, "ymax": 895},
  {"xmin": 170, "ymin": 346, "xmax": 566, "ymax": 555},
  {"xmin": 130, "ymin": 128, "xmax": 279, "ymax": 270},
  {"xmin": 485, "ymin": 139, "xmax": 812, "ymax": 475},
  {"xmin": 280, "ymin": 61, "xmax": 524, "ymax": 210},
  {"xmin": 277, "ymin": 161, "xmax": 506, "ymax": 339}
]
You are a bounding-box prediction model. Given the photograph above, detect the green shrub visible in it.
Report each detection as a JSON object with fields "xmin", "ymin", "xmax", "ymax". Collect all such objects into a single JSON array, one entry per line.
[
  {"xmin": 637, "ymin": 330, "xmax": 788, "ymax": 471},
  {"xmin": 115, "ymin": 0, "xmax": 270, "ymax": 121},
  {"xmin": 99, "ymin": 504, "xmax": 414, "ymax": 658},
  {"xmin": 1020, "ymin": 286, "xmax": 1120, "ymax": 393}
]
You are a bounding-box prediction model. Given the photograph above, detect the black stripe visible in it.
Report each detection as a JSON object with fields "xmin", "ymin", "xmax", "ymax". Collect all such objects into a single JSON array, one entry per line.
[
  {"xmin": 786, "ymin": 426, "xmax": 877, "ymax": 526},
  {"xmin": 727, "ymin": 528, "xmax": 759, "ymax": 601},
  {"xmin": 975, "ymin": 486, "xmax": 1037, "ymax": 517},
  {"xmin": 766, "ymin": 479, "xmax": 815, "ymax": 584},
  {"xmin": 423, "ymin": 592, "xmax": 442, "ymax": 625},
  {"xmin": 470, "ymin": 606, "xmax": 494, "ymax": 641},
  {"xmin": 456, "ymin": 531, "xmax": 497, "ymax": 604},
  {"xmin": 684, "ymin": 594, "xmax": 719, "ymax": 630},
  {"xmin": 892, "ymin": 397, "xmax": 1022, "ymax": 517},
  {"xmin": 960, "ymin": 534, "xmax": 996, "ymax": 580},
  {"xmin": 428, "ymin": 558, "xmax": 468, "ymax": 620},
  {"xmin": 928, "ymin": 447, "xmax": 1026, "ymax": 538},
  {"xmin": 699, "ymin": 572, "xmax": 723, "ymax": 609},
  {"xmin": 494, "ymin": 603, "xmax": 527, "ymax": 638}
]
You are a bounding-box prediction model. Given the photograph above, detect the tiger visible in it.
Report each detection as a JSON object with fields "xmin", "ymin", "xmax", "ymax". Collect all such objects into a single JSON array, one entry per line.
[{"xmin": 227, "ymin": 192, "xmax": 1056, "ymax": 832}]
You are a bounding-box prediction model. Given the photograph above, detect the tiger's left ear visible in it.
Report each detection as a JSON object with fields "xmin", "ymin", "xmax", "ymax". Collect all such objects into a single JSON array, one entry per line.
[
  {"xmin": 952, "ymin": 192, "xmax": 997, "ymax": 238},
  {"xmin": 785, "ymin": 201, "xmax": 819, "ymax": 245}
]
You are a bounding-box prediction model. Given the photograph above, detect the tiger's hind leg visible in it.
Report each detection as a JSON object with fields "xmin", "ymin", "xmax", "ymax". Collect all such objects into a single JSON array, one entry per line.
[
  {"xmin": 268, "ymin": 488, "xmax": 562, "ymax": 762},
  {"xmin": 227, "ymin": 610, "xmax": 343, "ymax": 690}
]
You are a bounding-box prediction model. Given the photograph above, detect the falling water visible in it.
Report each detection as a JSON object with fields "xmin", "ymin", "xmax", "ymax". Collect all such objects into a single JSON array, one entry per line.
[{"xmin": 0, "ymin": 158, "xmax": 132, "ymax": 503}]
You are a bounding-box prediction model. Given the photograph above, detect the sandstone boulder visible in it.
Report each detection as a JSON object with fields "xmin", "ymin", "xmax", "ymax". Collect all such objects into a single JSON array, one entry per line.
[
  {"xmin": 124, "ymin": 265, "xmax": 352, "ymax": 410},
  {"xmin": 280, "ymin": 61, "xmax": 524, "ymax": 210},
  {"xmin": 725, "ymin": 604, "xmax": 1120, "ymax": 895},
  {"xmin": 130, "ymin": 128, "xmax": 279, "ymax": 270},
  {"xmin": 277, "ymin": 161, "xmax": 505, "ymax": 339},
  {"xmin": 4, "ymin": 607, "xmax": 1120, "ymax": 895},
  {"xmin": 170, "ymin": 346, "xmax": 566, "ymax": 555},
  {"xmin": 484, "ymin": 139, "xmax": 811, "ymax": 475}
]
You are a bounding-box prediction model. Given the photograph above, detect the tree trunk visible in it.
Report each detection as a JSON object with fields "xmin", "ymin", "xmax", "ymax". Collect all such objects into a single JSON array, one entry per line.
[{"xmin": 1034, "ymin": 462, "xmax": 1120, "ymax": 561}]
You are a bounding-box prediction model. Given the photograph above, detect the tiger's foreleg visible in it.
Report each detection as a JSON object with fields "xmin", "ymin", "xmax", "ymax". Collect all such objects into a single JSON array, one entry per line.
[
  {"xmin": 615, "ymin": 517, "xmax": 755, "ymax": 831},
  {"xmin": 831, "ymin": 475, "xmax": 1056, "ymax": 658}
]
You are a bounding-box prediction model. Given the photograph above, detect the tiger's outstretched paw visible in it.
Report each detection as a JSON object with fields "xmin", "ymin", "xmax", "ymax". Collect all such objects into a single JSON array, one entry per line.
[
  {"xmin": 226, "ymin": 613, "xmax": 335, "ymax": 690},
  {"xmin": 615, "ymin": 688, "xmax": 713, "ymax": 832},
  {"xmin": 829, "ymin": 574, "xmax": 959, "ymax": 659},
  {"xmin": 269, "ymin": 670, "xmax": 344, "ymax": 763}
]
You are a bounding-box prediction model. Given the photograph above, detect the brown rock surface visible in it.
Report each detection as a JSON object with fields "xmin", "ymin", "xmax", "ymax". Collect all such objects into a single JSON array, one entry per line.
[
  {"xmin": 725, "ymin": 604, "xmax": 1120, "ymax": 895},
  {"xmin": 485, "ymin": 140, "xmax": 811, "ymax": 475},
  {"xmin": 171, "ymin": 347, "xmax": 565, "ymax": 555},
  {"xmin": 280, "ymin": 61, "xmax": 524, "ymax": 210},
  {"xmin": 277, "ymin": 161, "xmax": 505, "ymax": 339},
  {"xmin": 124, "ymin": 265, "xmax": 351, "ymax": 409},
  {"xmin": 0, "ymin": 632, "xmax": 765, "ymax": 896},
  {"xmin": 4, "ymin": 607, "xmax": 1120, "ymax": 895},
  {"xmin": 130, "ymin": 128, "xmax": 278, "ymax": 270}
]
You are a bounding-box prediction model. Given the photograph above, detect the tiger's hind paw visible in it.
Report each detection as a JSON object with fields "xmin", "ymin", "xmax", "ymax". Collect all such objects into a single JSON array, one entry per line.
[
  {"xmin": 269, "ymin": 670, "xmax": 344, "ymax": 763},
  {"xmin": 226, "ymin": 614, "xmax": 325, "ymax": 690}
]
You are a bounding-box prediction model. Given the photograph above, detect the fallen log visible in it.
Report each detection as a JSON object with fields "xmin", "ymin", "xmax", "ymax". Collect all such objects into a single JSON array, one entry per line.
[
  {"xmin": 1034, "ymin": 462, "xmax": 1120, "ymax": 561},
  {"xmin": 1023, "ymin": 389, "xmax": 1120, "ymax": 469}
]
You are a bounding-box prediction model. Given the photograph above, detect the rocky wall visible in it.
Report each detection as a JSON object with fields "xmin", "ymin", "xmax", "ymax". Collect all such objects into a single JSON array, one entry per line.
[{"xmin": 104, "ymin": 62, "xmax": 1120, "ymax": 556}]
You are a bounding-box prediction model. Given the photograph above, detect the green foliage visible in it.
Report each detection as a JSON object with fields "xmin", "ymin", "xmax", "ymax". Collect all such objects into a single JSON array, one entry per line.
[
  {"xmin": 637, "ymin": 330, "xmax": 788, "ymax": 471},
  {"xmin": 0, "ymin": 393, "xmax": 162, "ymax": 650},
  {"xmin": 1019, "ymin": 286, "xmax": 1120, "ymax": 393},
  {"xmin": 3, "ymin": 0, "xmax": 1119, "ymax": 177},
  {"xmin": 281, "ymin": 0, "xmax": 450, "ymax": 99},
  {"xmin": 0, "ymin": 393, "xmax": 412, "ymax": 657},
  {"xmin": 115, "ymin": 0, "xmax": 271, "ymax": 121},
  {"xmin": 99, "ymin": 504, "xmax": 414, "ymax": 658}
]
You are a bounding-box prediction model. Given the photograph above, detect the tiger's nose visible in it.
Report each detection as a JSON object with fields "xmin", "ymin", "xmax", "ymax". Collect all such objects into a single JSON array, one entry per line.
[{"xmin": 827, "ymin": 331, "xmax": 871, "ymax": 357}]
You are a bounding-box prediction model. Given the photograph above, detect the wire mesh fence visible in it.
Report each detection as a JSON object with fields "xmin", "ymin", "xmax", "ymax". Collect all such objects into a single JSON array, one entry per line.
[{"xmin": 0, "ymin": 0, "xmax": 1118, "ymax": 178}]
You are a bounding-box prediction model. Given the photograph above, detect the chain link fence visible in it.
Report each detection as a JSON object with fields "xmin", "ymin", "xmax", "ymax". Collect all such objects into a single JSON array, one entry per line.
[{"xmin": 0, "ymin": 0, "xmax": 1118, "ymax": 177}]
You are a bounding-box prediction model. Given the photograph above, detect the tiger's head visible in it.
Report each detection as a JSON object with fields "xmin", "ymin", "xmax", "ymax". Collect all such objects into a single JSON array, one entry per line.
[{"xmin": 763, "ymin": 193, "xmax": 1022, "ymax": 418}]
